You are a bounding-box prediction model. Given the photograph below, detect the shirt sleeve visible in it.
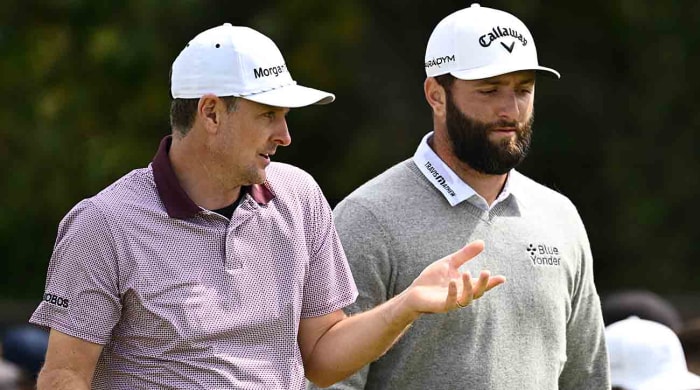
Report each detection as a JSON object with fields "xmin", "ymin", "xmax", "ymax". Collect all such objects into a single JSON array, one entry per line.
[
  {"xmin": 558, "ymin": 209, "xmax": 611, "ymax": 389},
  {"xmin": 307, "ymin": 197, "xmax": 394, "ymax": 390},
  {"xmin": 300, "ymin": 180, "xmax": 358, "ymax": 318},
  {"xmin": 29, "ymin": 199, "xmax": 122, "ymax": 345}
]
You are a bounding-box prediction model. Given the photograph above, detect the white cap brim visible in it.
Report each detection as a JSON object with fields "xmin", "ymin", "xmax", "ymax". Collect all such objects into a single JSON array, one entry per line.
[
  {"xmin": 630, "ymin": 371, "xmax": 700, "ymax": 390},
  {"xmin": 243, "ymin": 83, "xmax": 335, "ymax": 108},
  {"xmin": 450, "ymin": 64, "xmax": 560, "ymax": 80}
]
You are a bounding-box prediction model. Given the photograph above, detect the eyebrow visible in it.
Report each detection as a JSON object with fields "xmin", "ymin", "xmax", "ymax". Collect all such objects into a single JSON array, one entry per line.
[
  {"xmin": 258, "ymin": 106, "xmax": 291, "ymax": 116},
  {"xmin": 258, "ymin": 104, "xmax": 289, "ymax": 112},
  {"xmin": 476, "ymin": 77, "xmax": 536, "ymax": 86}
]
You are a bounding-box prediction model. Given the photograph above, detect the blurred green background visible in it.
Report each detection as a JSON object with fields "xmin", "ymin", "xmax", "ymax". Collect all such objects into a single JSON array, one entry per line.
[{"xmin": 1, "ymin": 0, "xmax": 698, "ymax": 320}]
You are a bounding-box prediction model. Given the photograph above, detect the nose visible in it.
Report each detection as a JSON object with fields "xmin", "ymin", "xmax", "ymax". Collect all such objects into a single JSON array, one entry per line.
[
  {"xmin": 273, "ymin": 118, "xmax": 292, "ymax": 147},
  {"xmin": 497, "ymin": 90, "xmax": 520, "ymax": 122}
]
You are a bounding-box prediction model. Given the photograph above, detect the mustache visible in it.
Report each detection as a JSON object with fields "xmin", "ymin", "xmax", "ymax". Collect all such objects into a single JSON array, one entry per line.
[
  {"xmin": 484, "ymin": 120, "xmax": 522, "ymax": 131},
  {"xmin": 486, "ymin": 117, "xmax": 533, "ymax": 132}
]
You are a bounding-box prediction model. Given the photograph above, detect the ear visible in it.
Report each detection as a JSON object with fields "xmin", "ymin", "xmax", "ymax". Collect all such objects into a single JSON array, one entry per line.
[
  {"xmin": 198, "ymin": 94, "xmax": 221, "ymax": 134},
  {"xmin": 424, "ymin": 77, "xmax": 447, "ymax": 118}
]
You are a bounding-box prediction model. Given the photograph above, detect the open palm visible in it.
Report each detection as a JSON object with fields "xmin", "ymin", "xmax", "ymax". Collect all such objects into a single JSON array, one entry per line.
[{"xmin": 407, "ymin": 240, "xmax": 506, "ymax": 313}]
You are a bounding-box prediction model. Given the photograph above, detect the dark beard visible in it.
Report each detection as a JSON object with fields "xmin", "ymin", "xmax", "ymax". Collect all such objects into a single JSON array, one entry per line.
[{"xmin": 445, "ymin": 91, "xmax": 533, "ymax": 175}]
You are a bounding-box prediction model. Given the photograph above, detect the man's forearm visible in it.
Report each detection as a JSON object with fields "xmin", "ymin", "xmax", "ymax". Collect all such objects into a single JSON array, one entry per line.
[
  {"xmin": 37, "ymin": 368, "xmax": 92, "ymax": 390},
  {"xmin": 303, "ymin": 242, "xmax": 505, "ymax": 388},
  {"xmin": 304, "ymin": 290, "xmax": 420, "ymax": 387}
]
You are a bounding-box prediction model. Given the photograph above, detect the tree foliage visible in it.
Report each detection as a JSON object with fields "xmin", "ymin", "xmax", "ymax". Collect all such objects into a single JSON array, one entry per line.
[{"xmin": 1, "ymin": 0, "xmax": 699, "ymax": 299}]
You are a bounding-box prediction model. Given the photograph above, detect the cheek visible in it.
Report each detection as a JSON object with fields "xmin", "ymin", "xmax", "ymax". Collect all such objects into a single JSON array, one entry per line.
[
  {"xmin": 235, "ymin": 123, "xmax": 266, "ymax": 146},
  {"xmin": 218, "ymin": 132, "xmax": 237, "ymax": 154},
  {"xmin": 519, "ymin": 98, "xmax": 534, "ymax": 117},
  {"xmin": 226, "ymin": 126, "xmax": 257, "ymax": 152},
  {"xmin": 452, "ymin": 99, "xmax": 481, "ymax": 121}
]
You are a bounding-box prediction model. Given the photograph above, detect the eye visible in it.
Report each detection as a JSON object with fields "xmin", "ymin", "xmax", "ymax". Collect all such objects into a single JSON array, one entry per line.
[
  {"xmin": 479, "ymin": 89, "xmax": 497, "ymax": 95},
  {"xmin": 519, "ymin": 82, "xmax": 535, "ymax": 94},
  {"xmin": 261, "ymin": 109, "xmax": 289, "ymax": 120}
]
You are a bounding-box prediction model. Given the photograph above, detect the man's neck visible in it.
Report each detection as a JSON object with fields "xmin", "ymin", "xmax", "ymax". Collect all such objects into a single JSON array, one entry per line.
[
  {"xmin": 169, "ymin": 134, "xmax": 242, "ymax": 210},
  {"xmin": 430, "ymin": 131, "xmax": 507, "ymax": 206}
]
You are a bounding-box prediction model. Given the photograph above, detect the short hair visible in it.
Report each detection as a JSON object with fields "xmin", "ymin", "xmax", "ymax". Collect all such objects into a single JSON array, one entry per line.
[
  {"xmin": 602, "ymin": 290, "xmax": 682, "ymax": 332},
  {"xmin": 170, "ymin": 96, "xmax": 239, "ymax": 136},
  {"xmin": 679, "ymin": 318, "xmax": 700, "ymax": 375},
  {"xmin": 434, "ymin": 73, "xmax": 456, "ymax": 92}
]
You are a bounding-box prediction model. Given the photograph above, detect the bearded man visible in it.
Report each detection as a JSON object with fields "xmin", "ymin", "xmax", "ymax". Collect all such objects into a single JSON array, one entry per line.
[{"xmin": 310, "ymin": 4, "xmax": 610, "ymax": 390}]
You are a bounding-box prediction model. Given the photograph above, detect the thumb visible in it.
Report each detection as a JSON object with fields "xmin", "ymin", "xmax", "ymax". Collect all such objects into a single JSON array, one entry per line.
[{"xmin": 448, "ymin": 240, "xmax": 485, "ymax": 269}]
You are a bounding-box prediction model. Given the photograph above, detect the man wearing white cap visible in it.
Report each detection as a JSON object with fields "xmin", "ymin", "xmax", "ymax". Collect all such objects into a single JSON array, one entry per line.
[
  {"xmin": 314, "ymin": 4, "xmax": 609, "ymax": 390},
  {"xmin": 29, "ymin": 24, "xmax": 505, "ymax": 390},
  {"xmin": 607, "ymin": 316, "xmax": 700, "ymax": 390}
]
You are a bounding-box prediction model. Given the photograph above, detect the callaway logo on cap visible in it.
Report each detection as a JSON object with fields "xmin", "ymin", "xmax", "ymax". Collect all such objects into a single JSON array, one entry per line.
[
  {"xmin": 424, "ymin": 3, "xmax": 560, "ymax": 80},
  {"xmin": 170, "ymin": 24, "xmax": 334, "ymax": 108}
]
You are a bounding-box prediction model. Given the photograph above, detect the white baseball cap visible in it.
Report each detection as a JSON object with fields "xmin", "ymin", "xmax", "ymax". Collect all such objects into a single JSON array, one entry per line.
[
  {"xmin": 425, "ymin": 3, "xmax": 560, "ymax": 80},
  {"xmin": 606, "ymin": 316, "xmax": 700, "ymax": 390},
  {"xmin": 171, "ymin": 24, "xmax": 334, "ymax": 108}
]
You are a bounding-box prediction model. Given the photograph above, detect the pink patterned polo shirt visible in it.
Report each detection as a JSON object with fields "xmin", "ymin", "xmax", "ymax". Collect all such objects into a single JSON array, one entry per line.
[{"xmin": 30, "ymin": 136, "xmax": 357, "ymax": 389}]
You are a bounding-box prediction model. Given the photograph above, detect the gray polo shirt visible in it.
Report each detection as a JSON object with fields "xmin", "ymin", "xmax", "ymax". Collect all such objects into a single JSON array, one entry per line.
[{"xmin": 30, "ymin": 136, "xmax": 357, "ymax": 389}]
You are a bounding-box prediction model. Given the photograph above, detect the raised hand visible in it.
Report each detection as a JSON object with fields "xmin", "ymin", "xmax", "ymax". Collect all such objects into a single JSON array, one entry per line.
[{"xmin": 404, "ymin": 240, "xmax": 506, "ymax": 314}]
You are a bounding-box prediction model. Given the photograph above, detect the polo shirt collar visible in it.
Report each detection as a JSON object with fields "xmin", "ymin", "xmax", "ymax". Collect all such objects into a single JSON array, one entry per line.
[
  {"xmin": 152, "ymin": 135, "xmax": 274, "ymax": 219},
  {"xmin": 412, "ymin": 131, "xmax": 516, "ymax": 208}
]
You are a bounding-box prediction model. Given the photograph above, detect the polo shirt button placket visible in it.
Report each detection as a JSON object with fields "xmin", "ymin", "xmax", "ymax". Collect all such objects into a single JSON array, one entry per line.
[{"xmin": 224, "ymin": 199, "xmax": 258, "ymax": 270}]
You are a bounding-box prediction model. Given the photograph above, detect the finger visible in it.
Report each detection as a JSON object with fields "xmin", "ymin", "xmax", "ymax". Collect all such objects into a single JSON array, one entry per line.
[
  {"xmin": 447, "ymin": 240, "xmax": 485, "ymax": 269},
  {"xmin": 484, "ymin": 275, "xmax": 507, "ymax": 292},
  {"xmin": 446, "ymin": 280, "xmax": 458, "ymax": 309},
  {"xmin": 459, "ymin": 272, "xmax": 473, "ymax": 307},
  {"xmin": 472, "ymin": 270, "xmax": 490, "ymax": 299}
]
